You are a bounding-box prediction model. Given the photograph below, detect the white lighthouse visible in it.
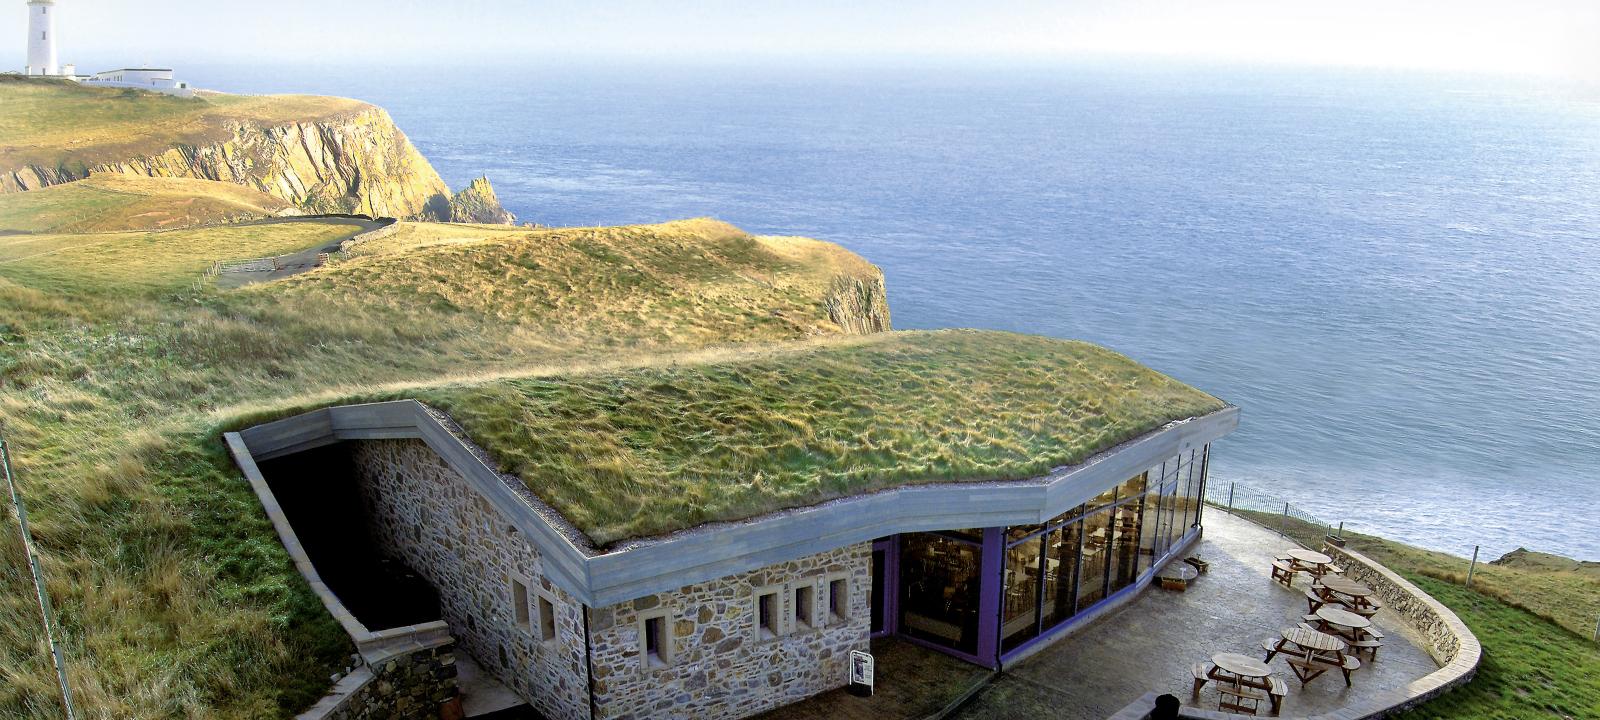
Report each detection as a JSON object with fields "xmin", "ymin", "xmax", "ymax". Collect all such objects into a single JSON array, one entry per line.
[{"xmin": 25, "ymin": 0, "xmax": 58, "ymax": 76}]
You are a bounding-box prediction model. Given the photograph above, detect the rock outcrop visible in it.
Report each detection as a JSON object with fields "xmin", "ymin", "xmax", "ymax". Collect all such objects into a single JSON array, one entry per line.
[
  {"xmin": 824, "ymin": 272, "xmax": 892, "ymax": 334},
  {"xmin": 444, "ymin": 176, "xmax": 516, "ymax": 225},
  {"xmin": 1, "ymin": 105, "xmax": 489, "ymax": 222}
]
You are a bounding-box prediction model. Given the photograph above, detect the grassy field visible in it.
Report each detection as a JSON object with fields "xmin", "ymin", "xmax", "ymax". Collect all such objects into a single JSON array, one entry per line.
[
  {"xmin": 0, "ymin": 209, "xmax": 892, "ymax": 718},
  {"xmin": 268, "ymin": 219, "xmax": 883, "ymax": 348},
  {"xmin": 0, "ymin": 174, "xmax": 290, "ymax": 233},
  {"xmin": 0, "ymin": 221, "xmax": 357, "ymax": 291},
  {"xmin": 1398, "ymin": 576, "xmax": 1600, "ymax": 719},
  {"xmin": 0, "ymin": 76, "xmax": 365, "ymax": 170}
]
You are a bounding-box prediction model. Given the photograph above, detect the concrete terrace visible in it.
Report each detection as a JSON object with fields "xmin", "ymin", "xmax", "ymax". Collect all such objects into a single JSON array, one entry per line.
[{"xmin": 951, "ymin": 511, "xmax": 1438, "ymax": 719}]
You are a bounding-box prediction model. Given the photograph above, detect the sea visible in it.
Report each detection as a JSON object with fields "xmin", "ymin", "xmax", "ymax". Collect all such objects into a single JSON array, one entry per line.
[{"xmin": 183, "ymin": 60, "xmax": 1600, "ymax": 562}]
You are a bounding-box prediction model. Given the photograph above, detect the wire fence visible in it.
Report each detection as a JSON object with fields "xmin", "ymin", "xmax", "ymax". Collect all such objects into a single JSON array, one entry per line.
[
  {"xmin": 0, "ymin": 430, "xmax": 78, "ymax": 718},
  {"xmin": 1205, "ymin": 478, "xmax": 1600, "ymax": 645}
]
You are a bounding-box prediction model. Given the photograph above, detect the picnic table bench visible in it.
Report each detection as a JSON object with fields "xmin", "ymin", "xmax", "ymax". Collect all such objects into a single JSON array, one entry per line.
[{"xmin": 1192, "ymin": 653, "xmax": 1284, "ymax": 716}]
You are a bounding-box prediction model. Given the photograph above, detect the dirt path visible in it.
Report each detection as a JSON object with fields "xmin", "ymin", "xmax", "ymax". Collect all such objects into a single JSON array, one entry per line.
[{"xmin": 214, "ymin": 216, "xmax": 386, "ymax": 288}]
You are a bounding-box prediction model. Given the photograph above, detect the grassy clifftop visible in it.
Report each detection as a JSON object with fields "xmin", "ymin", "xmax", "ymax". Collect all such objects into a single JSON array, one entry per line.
[
  {"xmin": 269, "ymin": 218, "xmax": 887, "ymax": 345},
  {"xmin": 0, "ymin": 211, "xmax": 890, "ymax": 717},
  {"xmin": 0, "ymin": 77, "xmax": 460, "ymax": 219},
  {"xmin": 0, "ymin": 76, "xmax": 365, "ymax": 169}
]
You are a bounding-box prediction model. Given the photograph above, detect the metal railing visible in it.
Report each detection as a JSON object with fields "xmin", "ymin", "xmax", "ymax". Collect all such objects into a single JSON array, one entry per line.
[{"xmin": 1, "ymin": 430, "xmax": 78, "ymax": 719}]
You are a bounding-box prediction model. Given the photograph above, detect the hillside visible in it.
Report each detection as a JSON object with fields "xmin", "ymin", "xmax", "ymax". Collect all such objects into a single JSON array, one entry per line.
[
  {"xmin": 0, "ymin": 209, "xmax": 889, "ymax": 718},
  {"xmin": 0, "ymin": 77, "xmax": 509, "ymax": 223},
  {"xmin": 270, "ymin": 218, "xmax": 890, "ymax": 344},
  {"xmin": 0, "ymin": 173, "xmax": 293, "ymax": 233}
]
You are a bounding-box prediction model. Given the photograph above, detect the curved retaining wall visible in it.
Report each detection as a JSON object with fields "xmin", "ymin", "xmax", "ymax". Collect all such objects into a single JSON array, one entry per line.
[
  {"xmin": 339, "ymin": 217, "xmax": 401, "ymax": 253},
  {"xmin": 1105, "ymin": 544, "xmax": 1480, "ymax": 720}
]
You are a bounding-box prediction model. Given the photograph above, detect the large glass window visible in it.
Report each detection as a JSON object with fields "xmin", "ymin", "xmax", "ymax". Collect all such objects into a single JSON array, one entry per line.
[
  {"xmin": 1108, "ymin": 495, "xmax": 1142, "ymax": 594},
  {"xmin": 1179, "ymin": 451, "xmax": 1198, "ymax": 536},
  {"xmin": 1001, "ymin": 533, "xmax": 1044, "ymax": 652},
  {"xmin": 1077, "ymin": 507, "xmax": 1113, "ymax": 611},
  {"xmin": 1138, "ymin": 480, "xmax": 1162, "ymax": 576},
  {"xmin": 899, "ymin": 532, "xmax": 982, "ymax": 655},
  {"xmin": 1042, "ymin": 521, "xmax": 1080, "ymax": 629},
  {"xmin": 1158, "ymin": 465, "xmax": 1179, "ymax": 558}
]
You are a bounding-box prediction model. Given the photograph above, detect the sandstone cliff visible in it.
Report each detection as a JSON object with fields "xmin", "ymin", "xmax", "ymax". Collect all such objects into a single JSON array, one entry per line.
[
  {"xmin": 447, "ymin": 176, "xmax": 517, "ymax": 224},
  {"xmin": 825, "ymin": 271, "xmax": 892, "ymax": 334},
  {"xmin": 1, "ymin": 103, "xmax": 503, "ymax": 223}
]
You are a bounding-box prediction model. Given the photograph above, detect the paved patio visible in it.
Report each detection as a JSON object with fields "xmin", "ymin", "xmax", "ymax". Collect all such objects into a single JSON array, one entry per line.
[
  {"xmin": 753, "ymin": 637, "xmax": 992, "ymax": 720},
  {"xmin": 951, "ymin": 510, "xmax": 1439, "ymax": 719}
]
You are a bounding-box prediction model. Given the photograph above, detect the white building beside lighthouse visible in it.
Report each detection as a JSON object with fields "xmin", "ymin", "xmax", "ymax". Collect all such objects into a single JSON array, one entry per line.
[
  {"xmin": 24, "ymin": 0, "xmax": 56, "ymax": 76},
  {"xmin": 17, "ymin": 1, "xmax": 196, "ymax": 96}
]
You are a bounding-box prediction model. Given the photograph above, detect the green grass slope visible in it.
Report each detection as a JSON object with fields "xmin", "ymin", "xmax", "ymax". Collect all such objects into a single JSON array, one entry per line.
[
  {"xmin": 0, "ymin": 214, "xmax": 890, "ymax": 718},
  {"xmin": 0, "ymin": 174, "xmax": 291, "ymax": 233},
  {"xmin": 1399, "ymin": 577, "xmax": 1600, "ymax": 720}
]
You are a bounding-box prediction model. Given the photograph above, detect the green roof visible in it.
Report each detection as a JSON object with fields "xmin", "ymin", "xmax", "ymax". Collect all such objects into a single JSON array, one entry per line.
[{"xmin": 412, "ymin": 329, "xmax": 1226, "ymax": 547}]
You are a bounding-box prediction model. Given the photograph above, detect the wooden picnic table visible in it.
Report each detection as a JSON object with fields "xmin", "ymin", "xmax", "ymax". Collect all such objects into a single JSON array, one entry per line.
[
  {"xmin": 1319, "ymin": 577, "xmax": 1370, "ymax": 597},
  {"xmin": 1287, "ymin": 548, "xmax": 1340, "ymax": 579},
  {"xmin": 1281, "ymin": 626, "xmax": 1346, "ymax": 654},
  {"xmin": 1288, "ymin": 548, "xmax": 1332, "ymax": 565},
  {"xmin": 1213, "ymin": 653, "xmax": 1272, "ymax": 680},
  {"xmin": 1208, "ymin": 653, "xmax": 1276, "ymax": 715},
  {"xmin": 1315, "ymin": 606, "xmax": 1373, "ymax": 640},
  {"xmin": 1319, "ymin": 577, "xmax": 1380, "ymax": 611}
]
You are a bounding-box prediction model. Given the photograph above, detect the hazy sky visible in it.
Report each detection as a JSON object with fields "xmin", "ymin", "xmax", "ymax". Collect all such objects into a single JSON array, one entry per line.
[{"xmin": 5, "ymin": 1, "xmax": 1599, "ymax": 79}]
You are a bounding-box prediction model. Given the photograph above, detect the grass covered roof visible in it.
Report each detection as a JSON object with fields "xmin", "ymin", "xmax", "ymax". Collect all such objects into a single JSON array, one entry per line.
[{"xmin": 412, "ymin": 329, "xmax": 1226, "ymax": 546}]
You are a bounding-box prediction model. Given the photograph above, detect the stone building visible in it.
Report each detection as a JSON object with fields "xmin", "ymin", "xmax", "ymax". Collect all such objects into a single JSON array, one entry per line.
[{"xmin": 227, "ymin": 344, "xmax": 1237, "ymax": 719}]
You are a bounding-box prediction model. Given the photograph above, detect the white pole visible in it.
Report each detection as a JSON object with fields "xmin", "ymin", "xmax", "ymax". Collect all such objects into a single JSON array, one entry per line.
[{"xmin": 1466, "ymin": 545, "xmax": 1479, "ymax": 589}]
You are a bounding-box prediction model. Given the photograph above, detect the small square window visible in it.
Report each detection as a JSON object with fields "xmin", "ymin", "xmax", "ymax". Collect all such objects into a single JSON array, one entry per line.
[
  {"xmin": 510, "ymin": 577, "xmax": 531, "ymax": 633},
  {"xmin": 755, "ymin": 588, "xmax": 782, "ymax": 640},
  {"xmin": 639, "ymin": 611, "xmax": 673, "ymax": 669},
  {"xmin": 793, "ymin": 584, "xmax": 815, "ymax": 631},
  {"xmin": 538, "ymin": 595, "xmax": 556, "ymax": 642},
  {"xmin": 828, "ymin": 577, "xmax": 849, "ymax": 623}
]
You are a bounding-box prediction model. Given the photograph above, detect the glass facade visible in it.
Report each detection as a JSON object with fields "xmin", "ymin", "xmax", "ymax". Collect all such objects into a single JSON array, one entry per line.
[
  {"xmin": 898, "ymin": 531, "xmax": 983, "ymax": 655},
  {"xmin": 879, "ymin": 446, "xmax": 1213, "ymax": 664}
]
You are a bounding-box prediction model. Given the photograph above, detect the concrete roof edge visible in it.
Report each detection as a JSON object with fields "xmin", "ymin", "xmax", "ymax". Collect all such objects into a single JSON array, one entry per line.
[{"xmin": 231, "ymin": 401, "xmax": 1239, "ymax": 608}]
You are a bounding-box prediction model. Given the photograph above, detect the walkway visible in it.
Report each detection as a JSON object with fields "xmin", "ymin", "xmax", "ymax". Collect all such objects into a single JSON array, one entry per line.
[
  {"xmin": 214, "ymin": 216, "xmax": 384, "ymax": 287},
  {"xmin": 950, "ymin": 511, "xmax": 1438, "ymax": 719}
]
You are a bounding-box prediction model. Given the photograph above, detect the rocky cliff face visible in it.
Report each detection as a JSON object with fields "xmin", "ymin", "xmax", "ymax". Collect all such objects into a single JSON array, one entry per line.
[
  {"xmin": 825, "ymin": 271, "xmax": 892, "ymax": 334},
  {"xmin": 2, "ymin": 105, "xmax": 466, "ymax": 221},
  {"xmin": 446, "ymin": 176, "xmax": 517, "ymax": 225}
]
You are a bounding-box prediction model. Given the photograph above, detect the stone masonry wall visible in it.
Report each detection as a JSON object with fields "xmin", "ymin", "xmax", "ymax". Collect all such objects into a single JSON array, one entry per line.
[
  {"xmin": 352, "ymin": 439, "xmax": 590, "ymax": 720},
  {"xmin": 1322, "ymin": 544, "xmax": 1477, "ymax": 673},
  {"xmin": 322, "ymin": 642, "xmax": 458, "ymax": 720},
  {"xmin": 588, "ymin": 544, "xmax": 872, "ymax": 720}
]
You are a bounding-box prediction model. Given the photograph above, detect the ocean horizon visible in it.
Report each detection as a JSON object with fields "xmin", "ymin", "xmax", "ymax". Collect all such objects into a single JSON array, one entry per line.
[{"xmin": 187, "ymin": 59, "xmax": 1600, "ymax": 563}]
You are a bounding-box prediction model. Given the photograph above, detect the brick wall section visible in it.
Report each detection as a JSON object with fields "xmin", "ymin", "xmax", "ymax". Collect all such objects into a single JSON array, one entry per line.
[
  {"xmin": 588, "ymin": 544, "xmax": 872, "ymax": 720},
  {"xmin": 352, "ymin": 439, "xmax": 591, "ymax": 720}
]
